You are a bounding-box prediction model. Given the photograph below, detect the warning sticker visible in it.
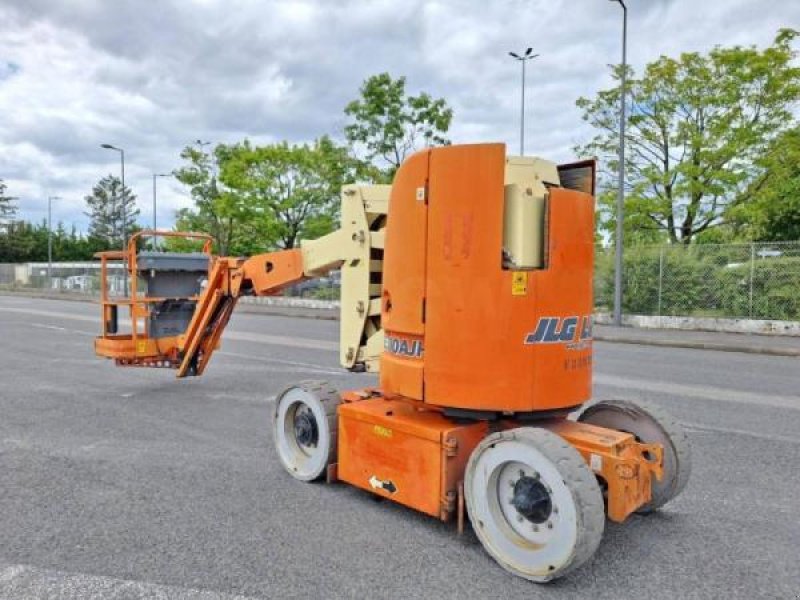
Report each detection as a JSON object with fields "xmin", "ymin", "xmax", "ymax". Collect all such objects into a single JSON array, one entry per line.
[
  {"xmin": 373, "ymin": 425, "xmax": 393, "ymax": 439},
  {"xmin": 511, "ymin": 271, "xmax": 528, "ymax": 296},
  {"xmin": 136, "ymin": 340, "xmax": 147, "ymax": 354}
]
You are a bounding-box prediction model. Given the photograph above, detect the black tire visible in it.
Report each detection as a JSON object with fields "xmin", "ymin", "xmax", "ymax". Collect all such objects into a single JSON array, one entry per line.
[{"xmin": 576, "ymin": 399, "xmax": 691, "ymax": 512}]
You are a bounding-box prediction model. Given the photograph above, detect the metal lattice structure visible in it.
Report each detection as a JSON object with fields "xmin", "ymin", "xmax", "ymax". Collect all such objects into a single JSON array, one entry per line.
[
  {"xmin": 595, "ymin": 241, "xmax": 800, "ymax": 321},
  {"xmin": 4, "ymin": 242, "xmax": 800, "ymax": 322}
]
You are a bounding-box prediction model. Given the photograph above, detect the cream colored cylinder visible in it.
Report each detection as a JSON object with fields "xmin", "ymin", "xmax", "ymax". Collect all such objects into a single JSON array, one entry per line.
[{"xmin": 503, "ymin": 183, "xmax": 546, "ymax": 269}]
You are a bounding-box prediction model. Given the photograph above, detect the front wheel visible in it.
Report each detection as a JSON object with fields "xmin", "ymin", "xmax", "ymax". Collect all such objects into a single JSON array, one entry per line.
[
  {"xmin": 464, "ymin": 427, "xmax": 605, "ymax": 582},
  {"xmin": 576, "ymin": 399, "xmax": 691, "ymax": 512},
  {"xmin": 273, "ymin": 381, "xmax": 339, "ymax": 481}
]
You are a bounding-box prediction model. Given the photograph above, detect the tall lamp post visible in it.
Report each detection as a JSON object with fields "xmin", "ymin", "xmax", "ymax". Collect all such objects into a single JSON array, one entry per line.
[
  {"xmin": 194, "ymin": 140, "xmax": 216, "ymax": 179},
  {"xmin": 508, "ymin": 48, "xmax": 539, "ymax": 156},
  {"xmin": 195, "ymin": 139, "xmax": 211, "ymax": 166},
  {"xmin": 101, "ymin": 143, "xmax": 127, "ymax": 295},
  {"xmin": 610, "ymin": 0, "xmax": 628, "ymax": 326},
  {"xmin": 47, "ymin": 195, "xmax": 61, "ymax": 289},
  {"xmin": 152, "ymin": 172, "xmax": 172, "ymax": 248}
]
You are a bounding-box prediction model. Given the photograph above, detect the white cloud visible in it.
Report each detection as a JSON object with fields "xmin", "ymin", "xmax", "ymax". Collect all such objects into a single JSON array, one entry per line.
[{"xmin": 0, "ymin": 0, "xmax": 797, "ymax": 233}]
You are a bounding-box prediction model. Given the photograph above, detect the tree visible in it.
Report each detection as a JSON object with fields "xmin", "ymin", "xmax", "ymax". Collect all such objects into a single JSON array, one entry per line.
[
  {"xmin": 172, "ymin": 144, "xmax": 254, "ymax": 256},
  {"xmin": 344, "ymin": 73, "xmax": 453, "ymax": 179},
  {"xmin": 0, "ymin": 179, "xmax": 17, "ymax": 232},
  {"xmin": 84, "ymin": 175, "xmax": 139, "ymax": 247},
  {"xmin": 577, "ymin": 29, "xmax": 800, "ymax": 245},
  {"xmin": 0, "ymin": 220, "xmax": 106, "ymax": 262},
  {"xmin": 0, "ymin": 221, "xmax": 44, "ymax": 261},
  {"xmin": 221, "ymin": 136, "xmax": 369, "ymax": 250},
  {"xmin": 728, "ymin": 126, "xmax": 800, "ymax": 241}
]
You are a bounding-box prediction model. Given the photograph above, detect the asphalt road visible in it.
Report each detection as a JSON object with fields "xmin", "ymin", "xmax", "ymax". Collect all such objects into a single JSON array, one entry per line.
[{"xmin": 1, "ymin": 295, "xmax": 799, "ymax": 599}]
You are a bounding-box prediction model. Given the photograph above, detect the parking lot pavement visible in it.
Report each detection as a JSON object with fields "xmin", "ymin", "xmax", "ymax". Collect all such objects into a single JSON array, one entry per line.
[{"xmin": 1, "ymin": 295, "xmax": 799, "ymax": 599}]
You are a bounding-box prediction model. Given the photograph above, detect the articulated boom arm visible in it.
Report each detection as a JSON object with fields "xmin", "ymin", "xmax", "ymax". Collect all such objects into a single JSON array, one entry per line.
[
  {"xmin": 94, "ymin": 184, "xmax": 390, "ymax": 379},
  {"xmin": 176, "ymin": 232, "xmax": 348, "ymax": 377}
]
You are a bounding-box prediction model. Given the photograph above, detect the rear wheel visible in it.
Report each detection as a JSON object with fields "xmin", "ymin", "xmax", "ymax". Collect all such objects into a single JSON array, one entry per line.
[
  {"xmin": 273, "ymin": 381, "xmax": 339, "ymax": 481},
  {"xmin": 464, "ymin": 427, "xmax": 605, "ymax": 582},
  {"xmin": 576, "ymin": 399, "xmax": 691, "ymax": 512}
]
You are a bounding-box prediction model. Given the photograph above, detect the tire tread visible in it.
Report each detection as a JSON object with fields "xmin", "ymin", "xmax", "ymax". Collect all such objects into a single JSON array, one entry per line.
[
  {"xmin": 465, "ymin": 427, "xmax": 605, "ymax": 582},
  {"xmin": 577, "ymin": 398, "xmax": 691, "ymax": 511},
  {"xmin": 273, "ymin": 380, "xmax": 340, "ymax": 480}
]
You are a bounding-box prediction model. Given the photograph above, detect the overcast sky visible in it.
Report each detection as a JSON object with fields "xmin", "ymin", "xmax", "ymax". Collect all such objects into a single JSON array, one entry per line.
[{"xmin": 1, "ymin": 0, "xmax": 797, "ymax": 233}]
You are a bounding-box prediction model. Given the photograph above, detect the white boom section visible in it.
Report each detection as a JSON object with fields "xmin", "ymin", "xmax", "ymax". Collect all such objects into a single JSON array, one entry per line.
[{"xmin": 299, "ymin": 184, "xmax": 389, "ymax": 373}]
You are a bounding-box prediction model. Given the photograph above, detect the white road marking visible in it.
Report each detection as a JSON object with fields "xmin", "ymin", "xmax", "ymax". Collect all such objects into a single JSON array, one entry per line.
[
  {"xmin": 0, "ymin": 565, "xmax": 25, "ymax": 584},
  {"xmin": 0, "ymin": 306, "xmax": 96, "ymax": 322},
  {"xmin": 0, "ymin": 563, "xmax": 256, "ymax": 599},
  {"xmin": 6, "ymin": 304, "xmax": 799, "ymax": 413},
  {"xmin": 224, "ymin": 330, "xmax": 338, "ymax": 351},
  {"xmin": 30, "ymin": 323, "xmax": 95, "ymax": 336},
  {"xmin": 2, "ymin": 306, "xmax": 338, "ymax": 352},
  {"xmin": 681, "ymin": 422, "xmax": 800, "ymax": 446},
  {"xmin": 216, "ymin": 350, "xmax": 343, "ymax": 375},
  {"xmin": 20, "ymin": 321, "xmax": 342, "ymax": 376},
  {"xmin": 594, "ymin": 374, "xmax": 800, "ymax": 411}
]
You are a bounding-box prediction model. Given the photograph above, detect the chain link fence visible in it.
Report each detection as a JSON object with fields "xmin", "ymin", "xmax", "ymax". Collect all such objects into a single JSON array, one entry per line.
[
  {"xmin": 0, "ymin": 261, "xmax": 341, "ymax": 300},
  {"xmin": 0, "ymin": 262, "xmax": 117, "ymax": 293},
  {"xmin": 595, "ymin": 241, "xmax": 800, "ymax": 321},
  {"xmin": 3, "ymin": 242, "xmax": 798, "ymax": 321}
]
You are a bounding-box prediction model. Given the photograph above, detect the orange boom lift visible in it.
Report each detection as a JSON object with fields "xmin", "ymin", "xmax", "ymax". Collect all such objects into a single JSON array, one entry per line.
[{"xmin": 95, "ymin": 144, "xmax": 690, "ymax": 581}]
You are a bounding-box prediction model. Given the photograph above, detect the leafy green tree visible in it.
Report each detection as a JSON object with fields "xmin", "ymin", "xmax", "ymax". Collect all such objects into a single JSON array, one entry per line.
[
  {"xmin": 728, "ymin": 126, "xmax": 800, "ymax": 241},
  {"xmin": 0, "ymin": 221, "xmax": 43, "ymax": 261},
  {"xmin": 172, "ymin": 144, "xmax": 254, "ymax": 256},
  {"xmin": 0, "ymin": 220, "xmax": 107, "ymax": 262},
  {"xmin": 84, "ymin": 175, "xmax": 139, "ymax": 247},
  {"xmin": 221, "ymin": 136, "xmax": 369, "ymax": 250},
  {"xmin": 344, "ymin": 73, "xmax": 453, "ymax": 179},
  {"xmin": 0, "ymin": 179, "xmax": 17, "ymax": 231},
  {"xmin": 577, "ymin": 29, "xmax": 800, "ymax": 245}
]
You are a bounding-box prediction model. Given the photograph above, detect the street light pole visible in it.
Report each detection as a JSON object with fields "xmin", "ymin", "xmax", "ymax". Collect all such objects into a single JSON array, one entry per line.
[
  {"xmin": 152, "ymin": 174, "xmax": 157, "ymax": 233},
  {"xmin": 610, "ymin": 0, "xmax": 628, "ymax": 326},
  {"xmin": 152, "ymin": 173, "xmax": 172, "ymax": 248},
  {"xmin": 508, "ymin": 48, "xmax": 539, "ymax": 156},
  {"xmin": 101, "ymin": 143, "xmax": 127, "ymax": 295},
  {"xmin": 194, "ymin": 139, "xmax": 217, "ymax": 180},
  {"xmin": 47, "ymin": 195, "xmax": 61, "ymax": 290}
]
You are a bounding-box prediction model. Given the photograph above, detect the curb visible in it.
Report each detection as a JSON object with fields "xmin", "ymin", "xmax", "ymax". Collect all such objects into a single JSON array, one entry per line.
[
  {"xmin": 0, "ymin": 289, "xmax": 98, "ymax": 304},
  {"xmin": 236, "ymin": 304, "xmax": 339, "ymax": 321},
  {"xmin": 592, "ymin": 334, "xmax": 800, "ymax": 358}
]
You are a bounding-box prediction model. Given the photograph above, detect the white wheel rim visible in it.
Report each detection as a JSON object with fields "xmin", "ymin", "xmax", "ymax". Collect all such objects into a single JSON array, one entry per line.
[
  {"xmin": 467, "ymin": 439, "xmax": 580, "ymax": 579},
  {"xmin": 274, "ymin": 387, "xmax": 331, "ymax": 480}
]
